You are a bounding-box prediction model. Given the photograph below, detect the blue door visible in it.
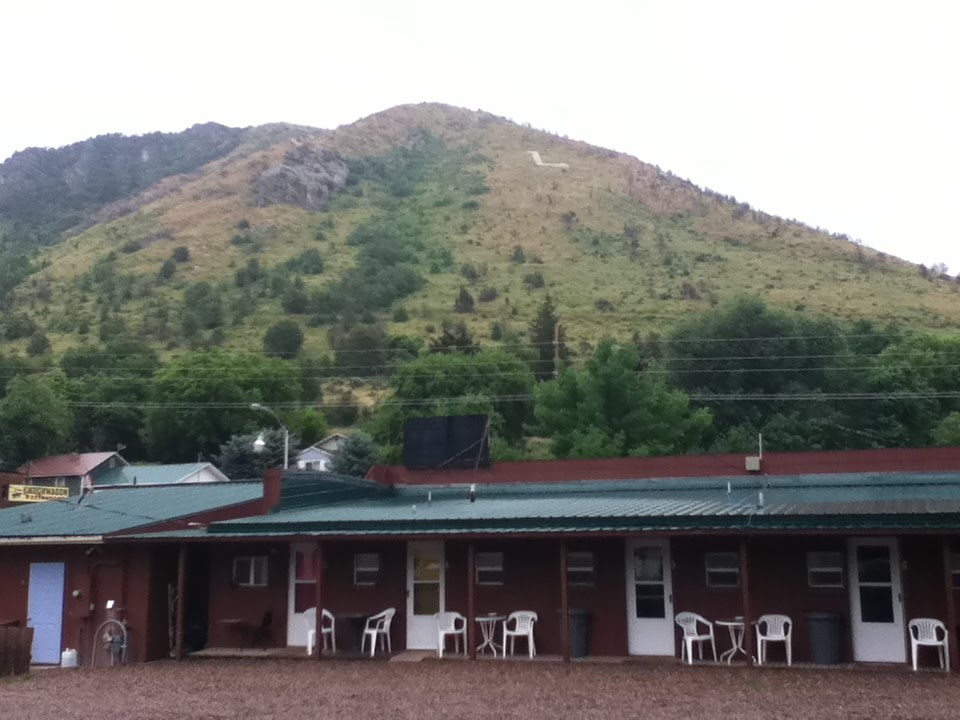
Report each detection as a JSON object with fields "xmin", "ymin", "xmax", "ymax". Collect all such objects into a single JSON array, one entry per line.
[{"xmin": 28, "ymin": 563, "xmax": 65, "ymax": 664}]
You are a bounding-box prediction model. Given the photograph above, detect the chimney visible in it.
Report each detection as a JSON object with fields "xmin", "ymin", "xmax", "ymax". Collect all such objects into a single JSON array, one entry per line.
[{"xmin": 262, "ymin": 467, "xmax": 283, "ymax": 514}]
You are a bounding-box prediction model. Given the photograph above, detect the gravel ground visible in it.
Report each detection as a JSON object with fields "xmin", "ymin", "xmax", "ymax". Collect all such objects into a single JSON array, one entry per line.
[{"xmin": 2, "ymin": 659, "xmax": 960, "ymax": 720}]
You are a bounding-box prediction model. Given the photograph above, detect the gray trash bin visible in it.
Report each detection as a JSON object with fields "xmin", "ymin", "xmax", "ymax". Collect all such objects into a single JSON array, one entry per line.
[
  {"xmin": 569, "ymin": 609, "xmax": 591, "ymax": 658},
  {"xmin": 807, "ymin": 612, "xmax": 842, "ymax": 665}
]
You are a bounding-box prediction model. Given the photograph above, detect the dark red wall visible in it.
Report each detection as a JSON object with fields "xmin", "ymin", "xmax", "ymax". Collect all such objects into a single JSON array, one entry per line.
[
  {"xmin": 321, "ymin": 541, "xmax": 407, "ymax": 652},
  {"xmin": 370, "ymin": 447, "xmax": 960, "ymax": 486},
  {"xmin": 443, "ymin": 539, "xmax": 627, "ymax": 656},
  {"xmin": 206, "ymin": 543, "xmax": 289, "ymax": 648},
  {"xmin": 0, "ymin": 545, "xmax": 167, "ymax": 665}
]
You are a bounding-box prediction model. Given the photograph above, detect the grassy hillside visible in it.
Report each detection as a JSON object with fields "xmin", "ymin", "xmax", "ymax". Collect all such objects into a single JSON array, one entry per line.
[{"xmin": 6, "ymin": 103, "xmax": 960, "ymax": 360}]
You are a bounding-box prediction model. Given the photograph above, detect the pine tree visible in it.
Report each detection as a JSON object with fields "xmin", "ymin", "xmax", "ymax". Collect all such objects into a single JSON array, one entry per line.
[{"xmin": 528, "ymin": 294, "xmax": 569, "ymax": 381}]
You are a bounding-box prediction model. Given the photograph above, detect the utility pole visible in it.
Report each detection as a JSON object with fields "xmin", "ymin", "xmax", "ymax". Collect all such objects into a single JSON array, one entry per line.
[{"xmin": 553, "ymin": 321, "xmax": 562, "ymax": 379}]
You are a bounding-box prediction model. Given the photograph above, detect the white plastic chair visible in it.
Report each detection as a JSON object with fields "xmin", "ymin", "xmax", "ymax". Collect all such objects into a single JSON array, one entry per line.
[
  {"xmin": 756, "ymin": 614, "xmax": 792, "ymax": 666},
  {"xmin": 909, "ymin": 618, "xmax": 949, "ymax": 672},
  {"xmin": 675, "ymin": 612, "xmax": 717, "ymax": 664},
  {"xmin": 503, "ymin": 611, "xmax": 538, "ymax": 658},
  {"xmin": 361, "ymin": 608, "xmax": 396, "ymax": 657},
  {"xmin": 435, "ymin": 611, "xmax": 467, "ymax": 658},
  {"xmin": 306, "ymin": 608, "xmax": 336, "ymax": 656}
]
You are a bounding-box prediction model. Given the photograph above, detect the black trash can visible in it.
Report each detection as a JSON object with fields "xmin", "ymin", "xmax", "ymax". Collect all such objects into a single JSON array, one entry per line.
[
  {"xmin": 569, "ymin": 609, "xmax": 591, "ymax": 658},
  {"xmin": 807, "ymin": 612, "xmax": 842, "ymax": 665}
]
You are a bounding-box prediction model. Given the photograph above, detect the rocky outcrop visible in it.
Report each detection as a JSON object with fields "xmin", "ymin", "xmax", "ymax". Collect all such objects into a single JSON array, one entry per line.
[{"xmin": 253, "ymin": 145, "xmax": 349, "ymax": 211}]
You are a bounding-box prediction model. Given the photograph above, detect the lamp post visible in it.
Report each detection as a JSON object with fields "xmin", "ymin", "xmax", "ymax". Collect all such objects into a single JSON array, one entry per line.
[{"xmin": 250, "ymin": 403, "xmax": 289, "ymax": 470}]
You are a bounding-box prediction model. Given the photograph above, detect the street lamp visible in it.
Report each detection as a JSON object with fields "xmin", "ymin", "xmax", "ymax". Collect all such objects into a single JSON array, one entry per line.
[{"xmin": 250, "ymin": 403, "xmax": 289, "ymax": 470}]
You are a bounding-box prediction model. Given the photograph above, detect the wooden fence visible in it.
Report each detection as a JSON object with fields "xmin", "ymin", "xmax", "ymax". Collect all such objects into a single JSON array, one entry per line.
[{"xmin": 0, "ymin": 627, "xmax": 33, "ymax": 676}]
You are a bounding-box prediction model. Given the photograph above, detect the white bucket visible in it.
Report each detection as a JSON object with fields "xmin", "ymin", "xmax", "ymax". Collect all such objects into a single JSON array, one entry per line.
[{"xmin": 60, "ymin": 648, "xmax": 79, "ymax": 668}]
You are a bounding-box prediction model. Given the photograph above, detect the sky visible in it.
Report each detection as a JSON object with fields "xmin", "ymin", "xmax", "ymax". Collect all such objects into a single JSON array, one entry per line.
[{"xmin": 3, "ymin": 0, "xmax": 959, "ymax": 271}]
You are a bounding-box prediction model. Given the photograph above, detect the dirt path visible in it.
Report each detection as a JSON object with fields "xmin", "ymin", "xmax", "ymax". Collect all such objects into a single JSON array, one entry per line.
[{"xmin": 2, "ymin": 659, "xmax": 959, "ymax": 720}]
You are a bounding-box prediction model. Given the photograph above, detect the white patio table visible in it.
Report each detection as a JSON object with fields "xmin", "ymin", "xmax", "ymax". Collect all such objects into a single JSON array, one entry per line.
[
  {"xmin": 716, "ymin": 617, "xmax": 748, "ymax": 664},
  {"xmin": 475, "ymin": 614, "xmax": 505, "ymax": 656}
]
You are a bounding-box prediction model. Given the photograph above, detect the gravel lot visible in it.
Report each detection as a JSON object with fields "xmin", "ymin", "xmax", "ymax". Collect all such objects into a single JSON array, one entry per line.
[{"xmin": 2, "ymin": 659, "xmax": 960, "ymax": 720}]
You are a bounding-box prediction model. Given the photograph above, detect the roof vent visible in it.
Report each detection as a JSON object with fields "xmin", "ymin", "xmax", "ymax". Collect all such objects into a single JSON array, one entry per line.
[
  {"xmin": 20, "ymin": 512, "xmax": 32, "ymax": 523},
  {"xmin": 745, "ymin": 456, "xmax": 761, "ymax": 472},
  {"xmin": 469, "ymin": 484, "xmax": 477, "ymax": 503}
]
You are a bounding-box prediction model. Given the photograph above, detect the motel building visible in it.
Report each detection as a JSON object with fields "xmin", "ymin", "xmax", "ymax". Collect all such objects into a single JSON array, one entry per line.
[{"xmin": 3, "ymin": 447, "xmax": 960, "ymax": 670}]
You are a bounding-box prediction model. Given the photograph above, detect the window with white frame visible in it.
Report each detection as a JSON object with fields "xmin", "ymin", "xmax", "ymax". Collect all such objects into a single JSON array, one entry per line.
[
  {"xmin": 705, "ymin": 552, "xmax": 739, "ymax": 587},
  {"xmin": 807, "ymin": 551, "xmax": 844, "ymax": 588},
  {"xmin": 232, "ymin": 556, "xmax": 268, "ymax": 587},
  {"xmin": 476, "ymin": 552, "xmax": 504, "ymax": 585},
  {"xmin": 567, "ymin": 552, "xmax": 596, "ymax": 587},
  {"xmin": 353, "ymin": 553, "xmax": 380, "ymax": 586}
]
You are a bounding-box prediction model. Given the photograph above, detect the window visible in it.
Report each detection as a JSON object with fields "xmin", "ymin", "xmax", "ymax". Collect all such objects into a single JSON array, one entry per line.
[
  {"xmin": 705, "ymin": 552, "xmax": 739, "ymax": 587},
  {"xmin": 476, "ymin": 552, "xmax": 504, "ymax": 585},
  {"xmin": 353, "ymin": 553, "xmax": 380, "ymax": 586},
  {"xmin": 567, "ymin": 552, "xmax": 596, "ymax": 587},
  {"xmin": 293, "ymin": 549, "xmax": 316, "ymax": 613},
  {"xmin": 232, "ymin": 556, "xmax": 268, "ymax": 587},
  {"xmin": 807, "ymin": 551, "xmax": 844, "ymax": 588}
]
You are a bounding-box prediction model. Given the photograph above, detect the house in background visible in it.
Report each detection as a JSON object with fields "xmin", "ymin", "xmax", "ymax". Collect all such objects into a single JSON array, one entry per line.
[
  {"xmin": 95, "ymin": 462, "xmax": 230, "ymax": 487},
  {"xmin": 19, "ymin": 452, "xmax": 126, "ymax": 497},
  {"xmin": 295, "ymin": 434, "xmax": 346, "ymax": 471}
]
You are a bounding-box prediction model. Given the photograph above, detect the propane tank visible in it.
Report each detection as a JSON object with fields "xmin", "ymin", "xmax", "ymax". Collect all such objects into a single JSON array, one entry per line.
[{"xmin": 60, "ymin": 648, "xmax": 79, "ymax": 668}]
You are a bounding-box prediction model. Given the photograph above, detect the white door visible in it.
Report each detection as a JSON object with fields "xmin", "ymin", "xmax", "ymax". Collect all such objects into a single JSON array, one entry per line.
[
  {"xmin": 28, "ymin": 563, "xmax": 65, "ymax": 664},
  {"xmin": 625, "ymin": 539, "xmax": 675, "ymax": 655},
  {"xmin": 848, "ymin": 538, "xmax": 906, "ymax": 663},
  {"xmin": 406, "ymin": 541, "xmax": 444, "ymax": 650},
  {"xmin": 287, "ymin": 543, "xmax": 316, "ymax": 647}
]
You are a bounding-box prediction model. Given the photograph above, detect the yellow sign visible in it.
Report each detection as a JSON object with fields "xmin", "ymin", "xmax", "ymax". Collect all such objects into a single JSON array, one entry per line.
[{"xmin": 8, "ymin": 484, "xmax": 70, "ymax": 503}]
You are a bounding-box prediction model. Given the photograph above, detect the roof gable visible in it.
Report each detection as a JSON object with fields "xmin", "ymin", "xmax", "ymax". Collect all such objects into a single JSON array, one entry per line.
[
  {"xmin": 95, "ymin": 463, "xmax": 228, "ymax": 486},
  {"xmin": 19, "ymin": 452, "xmax": 126, "ymax": 479}
]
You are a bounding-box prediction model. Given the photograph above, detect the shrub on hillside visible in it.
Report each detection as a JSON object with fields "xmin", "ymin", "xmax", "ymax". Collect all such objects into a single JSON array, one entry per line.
[
  {"xmin": 172, "ymin": 246, "xmax": 191, "ymax": 262},
  {"xmin": 263, "ymin": 320, "xmax": 304, "ymax": 357},
  {"xmin": 479, "ymin": 287, "xmax": 499, "ymax": 303},
  {"xmin": 523, "ymin": 271, "xmax": 546, "ymax": 289},
  {"xmin": 455, "ymin": 287, "xmax": 475, "ymax": 313},
  {"xmin": 158, "ymin": 259, "xmax": 176, "ymax": 281}
]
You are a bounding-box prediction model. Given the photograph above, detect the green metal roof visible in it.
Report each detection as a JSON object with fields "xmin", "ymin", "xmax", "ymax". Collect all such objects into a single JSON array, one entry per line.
[
  {"xmin": 95, "ymin": 463, "xmax": 225, "ymax": 487},
  {"xmin": 0, "ymin": 482, "xmax": 262, "ymax": 540},
  {"xmin": 195, "ymin": 471, "xmax": 960, "ymax": 537}
]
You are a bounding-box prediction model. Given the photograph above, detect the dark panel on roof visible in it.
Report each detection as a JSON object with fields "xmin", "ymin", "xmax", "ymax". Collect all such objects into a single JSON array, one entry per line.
[{"xmin": 403, "ymin": 415, "xmax": 491, "ymax": 470}]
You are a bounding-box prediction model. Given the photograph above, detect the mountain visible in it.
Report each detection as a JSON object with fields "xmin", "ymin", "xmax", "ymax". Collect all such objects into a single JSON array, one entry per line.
[{"xmin": 1, "ymin": 103, "xmax": 958, "ymax": 358}]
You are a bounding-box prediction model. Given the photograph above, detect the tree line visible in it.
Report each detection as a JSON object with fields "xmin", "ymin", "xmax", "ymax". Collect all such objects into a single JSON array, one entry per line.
[{"xmin": 1, "ymin": 295, "xmax": 959, "ymax": 474}]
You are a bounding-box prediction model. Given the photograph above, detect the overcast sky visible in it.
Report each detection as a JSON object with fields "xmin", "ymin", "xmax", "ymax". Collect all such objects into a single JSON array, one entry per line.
[{"xmin": 4, "ymin": 0, "xmax": 958, "ymax": 271}]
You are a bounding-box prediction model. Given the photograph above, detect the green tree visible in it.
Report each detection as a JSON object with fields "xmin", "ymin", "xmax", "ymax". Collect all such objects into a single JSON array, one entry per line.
[
  {"xmin": 26, "ymin": 331, "xmax": 51, "ymax": 357},
  {"xmin": 536, "ymin": 341, "xmax": 712, "ymax": 458},
  {"xmin": 215, "ymin": 429, "xmax": 298, "ymax": 479},
  {"xmin": 529, "ymin": 294, "xmax": 569, "ymax": 381},
  {"xmin": 330, "ymin": 321, "xmax": 388, "ymax": 377},
  {"xmin": 264, "ymin": 320, "xmax": 305, "ymax": 357},
  {"xmin": 144, "ymin": 350, "xmax": 302, "ymax": 462},
  {"xmin": 371, "ymin": 349, "xmax": 536, "ymax": 450},
  {"xmin": 666, "ymin": 296, "xmax": 848, "ymax": 437},
  {"xmin": 0, "ymin": 374, "xmax": 74, "ymax": 466},
  {"xmin": 61, "ymin": 339, "xmax": 160, "ymax": 459},
  {"xmin": 329, "ymin": 432, "xmax": 379, "ymax": 477},
  {"xmin": 455, "ymin": 287, "xmax": 475, "ymax": 313},
  {"xmin": 158, "ymin": 258, "xmax": 176, "ymax": 280},
  {"xmin": 290, "ymin": 408, "xmax": 329, "ymax": 447},
  {"xmin": 933, "ymin": 413, "xmax": 960, "ymax": 446}
]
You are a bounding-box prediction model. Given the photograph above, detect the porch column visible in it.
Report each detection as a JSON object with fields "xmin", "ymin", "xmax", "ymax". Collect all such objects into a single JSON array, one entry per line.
[
  {"xmin": 739, "ymin": 537, "xmax": 753, "ymax": 667},
  {"xmin": 467, "ymin": 542, "xmax": 477, "ymax": 660},
  {"xmin": 174, "ymin": 543, "xmax": 187, "ymax": 661},
  {"xmin": 560, "ymin": 540, "xmax": 570, "ymax": 663},
  {"xmin": 314, "ymin": 541, "xmax": 324, "ymax": 661},
  {"xmin": 942, "ymin": 538, "xmax": 958, "ymax": 671}
]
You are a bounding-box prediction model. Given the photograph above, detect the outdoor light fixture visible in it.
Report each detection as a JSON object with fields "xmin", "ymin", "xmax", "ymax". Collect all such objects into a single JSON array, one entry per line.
[{"xmin": 250, "ymin": 403, "xmax": 289, "ymax": 469}]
